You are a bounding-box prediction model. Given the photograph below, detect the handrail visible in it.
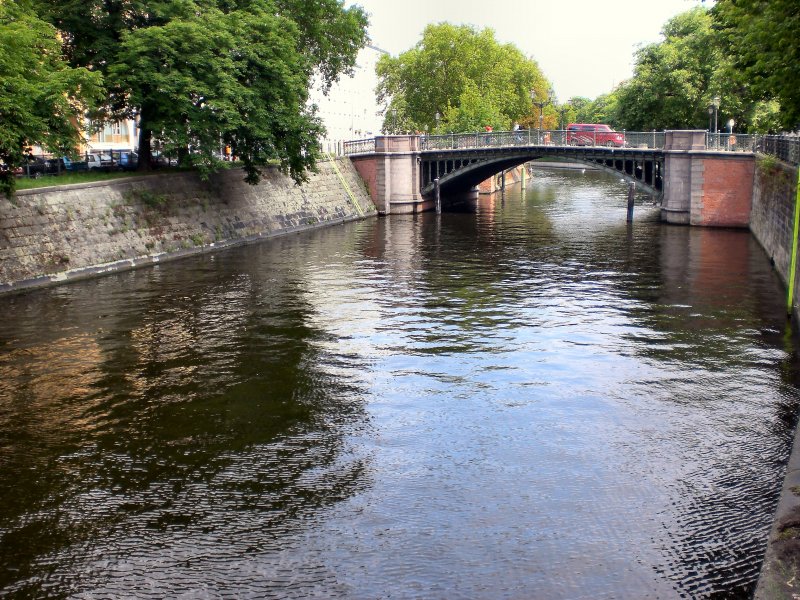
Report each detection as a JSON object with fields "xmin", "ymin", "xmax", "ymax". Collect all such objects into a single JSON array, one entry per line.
[
  {"xmin": 341, "ymin": 130, "xmax": 800, "ymax": 165},
  {"xmin": 342, "ymin": 138, "xmax": 375, "ymax": 155}
]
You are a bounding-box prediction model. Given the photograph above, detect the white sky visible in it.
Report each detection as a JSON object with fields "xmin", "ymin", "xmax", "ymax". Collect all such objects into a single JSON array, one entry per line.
[{"xmin": 349, "ymin": 0, "xmax": 707, "ymax": 101}]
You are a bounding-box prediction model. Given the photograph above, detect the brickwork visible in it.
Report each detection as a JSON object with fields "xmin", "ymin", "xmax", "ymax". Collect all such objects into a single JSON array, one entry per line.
[
  {"xmin": 351, "ymin": 156, "xmax": 378, "ymax": 204},
  {"xmin": 0, "ymin": 158, "xmax": 376, "ymax": 293},
  {"xmin": 693, "ymin": 155, "xmax": 754, "ymax": 227}
]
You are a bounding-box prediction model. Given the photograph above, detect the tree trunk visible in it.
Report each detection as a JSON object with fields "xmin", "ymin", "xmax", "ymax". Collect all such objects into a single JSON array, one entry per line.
[{"xmin": 137, "ymin": 105, "xmax": 153, "ymax": 172}]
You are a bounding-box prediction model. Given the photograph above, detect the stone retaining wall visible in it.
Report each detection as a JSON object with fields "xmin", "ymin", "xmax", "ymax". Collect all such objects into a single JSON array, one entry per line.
[
  {"xmin": 750, "ymin": 157, "xmax": 798, "ymax": 298},
  {"xmin": 0, "ymin": 158, "xmax": 376, "ymax": 293},
  {"xmin": 751, "ymin": 156, "xmax": 800, "ymax": 599}
]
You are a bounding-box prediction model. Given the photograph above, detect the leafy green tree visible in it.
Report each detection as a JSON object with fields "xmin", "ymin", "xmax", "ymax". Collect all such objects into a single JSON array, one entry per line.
[
  {"xmin": 712, "ymin": 0, "xmax": 800, "ymax": 130},
  {"xmin": 0, "ymin": 0, "xmax": 102, "ymax": 195},
  {"xmin": 566, "ymin": 97, "xmax": 591, "ymax": 124},
  {"xmin": 377, "ymin": 23, "xmax": 550, "ymax": 133},
  {"xmin": 563, "ymin": 94, "xmax": 621, "ymax": 127},
  {"xmin": 437, "ymin": 81, "xmax": 510, "ymax": 132},
  {"xmin": 35, "ymin": 0, "xmax": 368, "ymax": 183},
  {"xmin": 615, "ymin": 8, "xmax": 718, "ymax": 131}
]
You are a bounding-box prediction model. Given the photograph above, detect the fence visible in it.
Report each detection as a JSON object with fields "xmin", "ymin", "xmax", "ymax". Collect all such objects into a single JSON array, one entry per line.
[
  {"xmin": 340, "ymin": 130, "xmax": 800, "ymax": 166},
  {"xmin": 12, "ymin": 149, "xmax": 159, "ymax": 179},
  {"xmin": 341, "ymin": 138, "xmax": 375, "ymax": 156}
]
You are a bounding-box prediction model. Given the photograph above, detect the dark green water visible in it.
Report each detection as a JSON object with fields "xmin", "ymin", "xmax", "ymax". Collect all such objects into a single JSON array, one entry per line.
[{"xmin": 1, "ymin": 168, "xmax": 799, "ymax": 599}]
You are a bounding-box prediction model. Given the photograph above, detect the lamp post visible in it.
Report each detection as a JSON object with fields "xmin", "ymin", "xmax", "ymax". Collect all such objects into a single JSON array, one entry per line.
[
  {"xmin": 708, "ymin": 105, "xmax": 714, "ymax": 133},
  {"xmin": 435, "ymin": 111, "xmax": 440, "ymax": 133},
  {"xmin": 531, "ymin": 90, "xmax": 551, "ymax": 143},
  {"xmin": 713, "ymin": 95, "xmax": 720, "ymax": 133}
]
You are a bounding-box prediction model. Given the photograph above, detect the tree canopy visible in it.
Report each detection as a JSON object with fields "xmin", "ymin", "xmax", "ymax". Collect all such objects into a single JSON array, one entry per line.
[
  {"xmin": 712, "ymin": 0, "xmax": 800, "ymax": 131},
  {"xmin": 0, "ymin": 0, "xmax": 101, "ymax": 194},
  {"xmin": 376, "ymin": 23, "xmax": 551, "ymax": 134},
  {"xmin": 582, "ymin": 4, "xmax": 786, "ymax": 133},
  {"xmin": 613, "ymin": 8, "xmax": 718, "ymax": 131},
  {"xmin": 33, "ymin": 0, "xmax": 368, "ymax": 183}
]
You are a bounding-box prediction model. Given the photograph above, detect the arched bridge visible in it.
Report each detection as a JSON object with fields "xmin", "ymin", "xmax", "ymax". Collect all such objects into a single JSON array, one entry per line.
[
  {"xmin": 416, "ymin": 130, "xmax": 664, "ymax": 198},
  {"xmin": 344, "ymin": 130, "xmax": 758, "ymax": 227}
]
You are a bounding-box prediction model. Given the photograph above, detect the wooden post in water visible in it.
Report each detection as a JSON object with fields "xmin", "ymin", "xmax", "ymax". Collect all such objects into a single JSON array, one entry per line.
[
  {"xmin": 627, "ymin": 182, "xmax": 635, "ymax": 222},
  {"xmin": 435, "ymin": 178, "xmax": 441, "ymax": 214}
]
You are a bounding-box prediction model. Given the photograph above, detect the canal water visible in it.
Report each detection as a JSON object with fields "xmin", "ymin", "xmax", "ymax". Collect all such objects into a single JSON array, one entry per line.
[{"xmin": 1, "ymin": 168, "xmax": 799, "ymax": 599}]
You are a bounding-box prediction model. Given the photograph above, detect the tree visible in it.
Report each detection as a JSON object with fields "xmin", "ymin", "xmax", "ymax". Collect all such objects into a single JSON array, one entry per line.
[
  {"xmin": 35, "ymin": 0, "xmax": 368, "ymax": 183},
  {"xmin": 438, "ymin": 81, "xmax": 510, "ymax": 133},
  {"xmin": 563, "ymin": 94, "xmax": 621, "ymax": 127},
  {"xmin": 0, "ymin": 0, "xmax": 101, "ymax": 195},
  {"xmin": 614, "ymin": 8, "xmax": 718, "ymax": 131},
  {"xmin": 712, "ymin": 0, "xmax": 800, "ymax": 131},
  {"xmin": 377, "ymin": 23, "xmax": 550, "ymax": 133}
]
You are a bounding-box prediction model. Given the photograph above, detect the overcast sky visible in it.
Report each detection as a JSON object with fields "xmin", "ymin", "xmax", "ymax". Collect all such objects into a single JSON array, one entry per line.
[{"xmin": 349, "ymin": 0, "xmax": 707, "ymax": 101}]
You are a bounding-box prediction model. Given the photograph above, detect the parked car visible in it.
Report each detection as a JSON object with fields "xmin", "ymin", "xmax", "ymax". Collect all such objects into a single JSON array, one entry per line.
[
  {"xmin": 150, "ymin": 151, "xmax": 178, "ymax": 167},
  {"xmin": 566, "ymin": 123, "xmax": 625, "ymax": 147},
  {"xmin": 86, "ymin": 153, "xmax": 113, "ymax": 170},
  {"xmin": 117, "ymin": 151, "xmax": 138, "ymax": 171},
  {"xmin": 62, "ymin": 156, "xmax": 88, "ymax": 172},
  {"xmin": 19, "ymin": 157, "xmax": 67, "ymax": 177}
]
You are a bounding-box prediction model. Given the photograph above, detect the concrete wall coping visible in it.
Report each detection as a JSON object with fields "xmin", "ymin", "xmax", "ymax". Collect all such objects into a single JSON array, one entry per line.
[
  {"xmin": 11, "ymin": 161, "xmax": 346, "ymax": 197},
  {"xmin": 14, "ymin": 173, "xmax": 178, "ymax": 196}
]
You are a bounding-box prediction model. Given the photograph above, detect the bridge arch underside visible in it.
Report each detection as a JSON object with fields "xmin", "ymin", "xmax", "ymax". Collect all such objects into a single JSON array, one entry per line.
[{"xmin": 420, "ymin": 149, "xmax": 663, "ymax": 205}]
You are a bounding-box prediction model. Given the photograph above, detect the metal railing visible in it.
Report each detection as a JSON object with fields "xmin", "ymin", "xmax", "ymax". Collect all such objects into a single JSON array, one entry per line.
[
  {"xmin": 342, "ymin": 138, "xmax": 375, "ymax": 155},
  {"xmin": 418, "ymin": 129, "xmax": 669, "ymax": 151},
  {"xmin": 755, "ymin": 135, "xmax": 800, "ymax": 165},
  {"xmin": 706, "ymin": 133, "xmax": 758, "ymax": 153}
]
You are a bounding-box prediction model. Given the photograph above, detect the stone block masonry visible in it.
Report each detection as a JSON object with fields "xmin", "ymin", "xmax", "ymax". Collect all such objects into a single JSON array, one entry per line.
[
  {"xmin": 750, "ymin": 157, "xmax": 798, "ymax": 296},
  {"xmin": 749, "ymin": 156, "xmax": 800, "ymax": 599},
  {"xmin": 0, "ymin": 158, "xmax": 377, "ymax": 293}
]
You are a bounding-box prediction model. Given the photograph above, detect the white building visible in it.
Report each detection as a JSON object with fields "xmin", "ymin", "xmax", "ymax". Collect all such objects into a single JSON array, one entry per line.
[{"xmin": 310, "ymin": 44, "xmax": 388, "ymax": 153}]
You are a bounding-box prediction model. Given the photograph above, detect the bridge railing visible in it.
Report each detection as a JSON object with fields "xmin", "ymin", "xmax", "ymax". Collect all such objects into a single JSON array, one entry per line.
[
  {"xmin": 706, "ymin": 132, "xmax": 759, "ymax": 153},
  {"xmin": 419, "ymin": 129, "xmax": 670, "ymax": 151},
  {"xmin": 753, "ymin": 135, "xmax": 800, "ymax": 165},
  {"xmin": 342, "ymin": 138, "xmax": 375, "ymax": 155},
  {"xmin": 344, "ymin": 131, "xmax": 800, "ymax": 165},
  {"xmin": 624, "ymin": 131, "xmax": 666, "ymax": 149}
]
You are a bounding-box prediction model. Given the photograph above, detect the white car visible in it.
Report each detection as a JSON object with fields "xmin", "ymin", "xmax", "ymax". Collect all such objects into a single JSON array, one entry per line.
[{"xmin": 86, "ymin": 153, "xmax": 113, "ymax": 170}]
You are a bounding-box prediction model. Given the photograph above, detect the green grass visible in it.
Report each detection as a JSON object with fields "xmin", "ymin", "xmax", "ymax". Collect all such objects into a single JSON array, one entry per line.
[{"xmin": 16, "ymin": 171, "xmax": 147, "ymax": 190}]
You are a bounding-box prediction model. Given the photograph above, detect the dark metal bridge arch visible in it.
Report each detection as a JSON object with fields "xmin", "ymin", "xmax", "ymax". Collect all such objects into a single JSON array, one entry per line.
[{"xmin": 419, "ymin": 143, "xmax": 664, "ymax": 198}]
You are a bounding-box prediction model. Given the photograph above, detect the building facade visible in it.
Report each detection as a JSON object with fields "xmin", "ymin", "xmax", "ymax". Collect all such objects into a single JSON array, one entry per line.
[{"xmin": 310, "ymin": 44, "xmax": 388, "ymax": 154}]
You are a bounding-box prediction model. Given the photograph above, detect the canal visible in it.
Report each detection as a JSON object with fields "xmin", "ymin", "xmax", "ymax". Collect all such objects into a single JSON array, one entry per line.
[{"xmin": 1, "ymin": 168, "xmax": 799, "ymax": 598}]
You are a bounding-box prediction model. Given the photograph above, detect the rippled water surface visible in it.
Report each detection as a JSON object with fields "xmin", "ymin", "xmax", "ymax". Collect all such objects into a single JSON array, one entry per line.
[{"xmin": 2, "ymin": 168, "xmax": 800, "ymax": 599}]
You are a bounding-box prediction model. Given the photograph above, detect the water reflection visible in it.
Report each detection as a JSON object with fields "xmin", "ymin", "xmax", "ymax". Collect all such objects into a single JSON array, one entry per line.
[
  {"xmin": 1, "ymin": 168, "xmax": 798, "ymax": 598},
  {"xmin": 0, "ymin": 230, "xmax": 374, "ymax": 598}
]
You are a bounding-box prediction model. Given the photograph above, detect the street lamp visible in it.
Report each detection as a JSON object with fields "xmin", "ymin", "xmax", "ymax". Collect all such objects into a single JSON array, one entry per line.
[
  {"xmin": 391, "ymin": 108, "xmax": 397, "ymax": 134},
  {"xmin": 531, "ymin": 90, "xmax": 551, "ymax": 132},
  {"xmin": 559, "ymin": 107, "xmax": 568, "ymax": 131},
  {"xmin": 435, "ymin": 111, "xmax": 440, "ymax": 132},
  {"xmin": 713, "ymin": 95, "xmax": 720, "ymax": 133}
]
